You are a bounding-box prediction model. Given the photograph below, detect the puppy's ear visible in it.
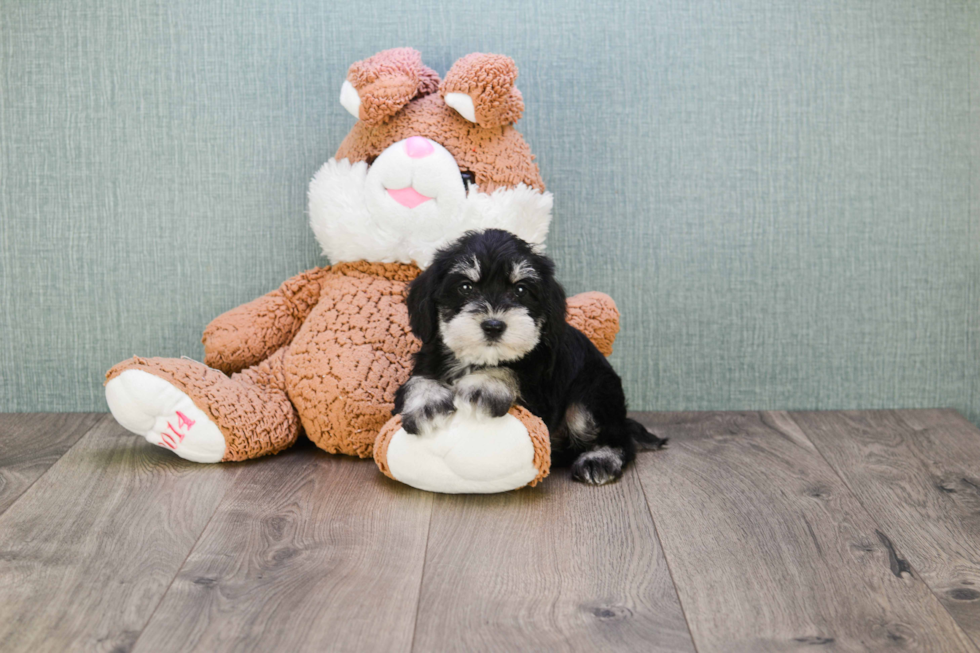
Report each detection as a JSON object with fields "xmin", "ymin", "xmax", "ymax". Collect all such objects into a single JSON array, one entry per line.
[
  {"xmin": 536, "ymin": 256, "xmax": 568, "ymax": 359},
  {"xmin": 406, "ymin": 265, "xmax": 441, "ymax": 344}
]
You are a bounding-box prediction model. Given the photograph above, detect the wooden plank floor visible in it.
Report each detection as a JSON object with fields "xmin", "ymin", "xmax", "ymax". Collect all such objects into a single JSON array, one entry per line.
[{"xmin": 1, "ymin": 410, "xmax": 979, "ymax": 652}]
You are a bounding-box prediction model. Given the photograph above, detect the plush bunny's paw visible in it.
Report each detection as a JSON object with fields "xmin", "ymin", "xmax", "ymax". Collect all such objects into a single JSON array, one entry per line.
[
  {"xmin": 105, "ymin": 369, "xmax": 226, "ymax": 463},
  {"xmin": 374, "ymin": 406, "xmax": 550, "ymax": 494}
]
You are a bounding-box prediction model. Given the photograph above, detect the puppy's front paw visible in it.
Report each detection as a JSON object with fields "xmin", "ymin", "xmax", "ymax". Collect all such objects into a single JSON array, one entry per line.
[
  {"xmin": 399, "ymin": 378, "xmax": 456, "ymax": 435},
  {"xmin": 454, "ymin": 369, "xmax": 518, "ymax": 419},
  {"xmin": 456, "ymin": 385, "xmax": 514, "ymax": 419},
  {"xmin": 571, "ymin": 447, "xmax": 625, "ymax": 486}
]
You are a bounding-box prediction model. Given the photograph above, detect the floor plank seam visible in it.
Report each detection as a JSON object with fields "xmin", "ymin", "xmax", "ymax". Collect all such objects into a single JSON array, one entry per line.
[
  {"xmin": 784, "ymin": 412, "xmax": 980, "ymax": 651},
  {"xmin": 408, "ymin": 496, "xmax": 435, "ymax": 653},
  {"xmin": 634, "ymin": 461, "xmax": 701, "ymax": 653},
  {"xmin": 128, "ymin": 466, "xmax": 242, "ymax": 653},
  {"xmin": 0, "ymin": 413, "xmax": 109, "ymax": 519},
  {"xmin": 888, "ymin": 410, "xmax": 980, "ymax": 651}
]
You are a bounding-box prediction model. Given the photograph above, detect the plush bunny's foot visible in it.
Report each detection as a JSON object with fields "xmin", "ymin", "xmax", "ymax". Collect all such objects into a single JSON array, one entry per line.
[
  {"xmin": 106, "ymin": 369, "xmax": 226, "ymax": 463},
  {"xmin": 105, "ymin": 351, "xmax": 300, "ymax": 462},
  {"xmin": 375, "ymin": 405, "xmax": 550, "ymax": 494}
]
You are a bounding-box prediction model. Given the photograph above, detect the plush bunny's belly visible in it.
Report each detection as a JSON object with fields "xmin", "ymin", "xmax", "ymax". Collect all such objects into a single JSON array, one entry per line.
[{"xmin": 283, "ymin": 261, "xmax": 421, "ymax": 457}]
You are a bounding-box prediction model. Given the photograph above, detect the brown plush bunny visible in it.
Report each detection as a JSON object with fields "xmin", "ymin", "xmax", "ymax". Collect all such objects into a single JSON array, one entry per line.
[{"xmin": 104, "ymin": 49, "xmax": 619, "ymax": 492}]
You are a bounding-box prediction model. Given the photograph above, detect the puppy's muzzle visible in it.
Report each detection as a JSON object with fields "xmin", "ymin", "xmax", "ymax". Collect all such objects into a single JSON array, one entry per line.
[{"xmin": 480, "ymin": 319, "xmax": 507, "ymax": 341}]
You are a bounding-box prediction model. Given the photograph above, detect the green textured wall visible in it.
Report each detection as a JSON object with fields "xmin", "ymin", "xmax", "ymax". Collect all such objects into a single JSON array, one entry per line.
[{"xmin": 1, "ymin": 0, "xmax": 978, "ymax": 423}]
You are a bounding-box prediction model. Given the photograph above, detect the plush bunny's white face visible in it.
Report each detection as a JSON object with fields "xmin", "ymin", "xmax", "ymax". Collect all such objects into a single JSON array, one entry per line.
[
  {"xmin": 364, "ymin": 137, "xmax": 468, "ymax": 226},
  {"xmin": 308, "ymin": 136, "xmax": 552, "ymax": 269}
]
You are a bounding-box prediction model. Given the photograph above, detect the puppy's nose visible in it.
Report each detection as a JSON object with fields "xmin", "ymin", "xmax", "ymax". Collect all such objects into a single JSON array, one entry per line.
[
  {"xmin": 404, "ymin": 136, "xmax": 434, "ymax": 159},
  {"xmin": 481, "ymin": 319, "xmax": 507, "ymax": 338}
]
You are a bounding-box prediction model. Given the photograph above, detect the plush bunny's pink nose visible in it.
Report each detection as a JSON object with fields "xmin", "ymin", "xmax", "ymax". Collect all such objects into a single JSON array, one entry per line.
[{"xmin": 404, "ymin": 136, "xmax": 434, "ymax": 158}]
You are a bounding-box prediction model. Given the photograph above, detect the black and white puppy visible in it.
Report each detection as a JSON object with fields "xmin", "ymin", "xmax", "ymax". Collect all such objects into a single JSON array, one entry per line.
[{"xmin": 394, "ymin": 229, "xmax": 665, "ymax": 486}]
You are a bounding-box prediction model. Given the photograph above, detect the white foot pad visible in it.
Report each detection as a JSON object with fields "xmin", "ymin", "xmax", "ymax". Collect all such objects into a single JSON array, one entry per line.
[
  {"xmin": 385, "ymin": 412, "xmax": 538, "ymax": 494},
  {"xmin": 105, "ymin": 369, "xmax": 226, "ymax": 463}
]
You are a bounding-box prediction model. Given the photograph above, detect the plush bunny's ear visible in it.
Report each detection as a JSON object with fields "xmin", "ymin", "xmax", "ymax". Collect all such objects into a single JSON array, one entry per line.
[
  {"xmin": 440, "ymin": 53, "xmax": 525, "ymax": 128},
  {"xmin": 341, "ymin": 48, "xmax": 440, "ymax": 124}
]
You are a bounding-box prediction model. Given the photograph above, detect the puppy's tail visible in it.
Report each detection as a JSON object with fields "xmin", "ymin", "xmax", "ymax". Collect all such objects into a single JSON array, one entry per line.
[{"xmin": 625, "ymin": 417, "xmax": 668, "ymax": 450}]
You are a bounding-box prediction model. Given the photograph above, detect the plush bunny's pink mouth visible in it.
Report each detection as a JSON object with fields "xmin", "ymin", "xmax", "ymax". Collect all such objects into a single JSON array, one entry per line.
[{"xmin": 387, "ymin": 187, "xmax": 432, "ymax": 209}]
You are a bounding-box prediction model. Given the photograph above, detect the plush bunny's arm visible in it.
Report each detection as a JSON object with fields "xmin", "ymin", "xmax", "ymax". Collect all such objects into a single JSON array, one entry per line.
[
  {"xmin": 202, "ymin": 267, "xmax": 332, "ymax": 374},
  {"xmin": 566, "ymin": 291, "xmax": 621, "ymax": 356}
]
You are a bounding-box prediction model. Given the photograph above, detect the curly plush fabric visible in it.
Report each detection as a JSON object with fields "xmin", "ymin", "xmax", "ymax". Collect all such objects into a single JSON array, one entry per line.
[
  {"xmin": 346, "ymin": 48, "xmax": 440, "ymax": 125},
  {"xmin": 202, "ymin": 267, "xmax": 333, "ymax": 374},
  {"xmin": 284, "ymin": 261, "xmax": 420, "ymax": 458},
  {"xmin": 566, "ymin": 291, "xmax": 621, "ymax": 356},
  {"xmin": 440, "ymin": 53, "xmax": 525, "ymax": 128},
  {"xmin": 373, "ymin": 415, "xmax": 400, "ymax": 480},
  {"xmin": 336, "ymin": 94, "xmax": 543, "ymax": 194},
  {"xmin": 513, "ymin": 405, "xmax": 551, "ymax": 487}
]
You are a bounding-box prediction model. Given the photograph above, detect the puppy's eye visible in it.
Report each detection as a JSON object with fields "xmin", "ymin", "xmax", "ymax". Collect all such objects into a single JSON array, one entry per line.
[
  {"xmin": 514, "ymin": 283, "xmax": 529, "ymax": 297},
  {"xmin": 460, "ymin": 171, "xmax": 476, "ymax": 190},
  {"xmin": 459, "ymin": 281, "xmax": 474, "ymax": 295}
]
